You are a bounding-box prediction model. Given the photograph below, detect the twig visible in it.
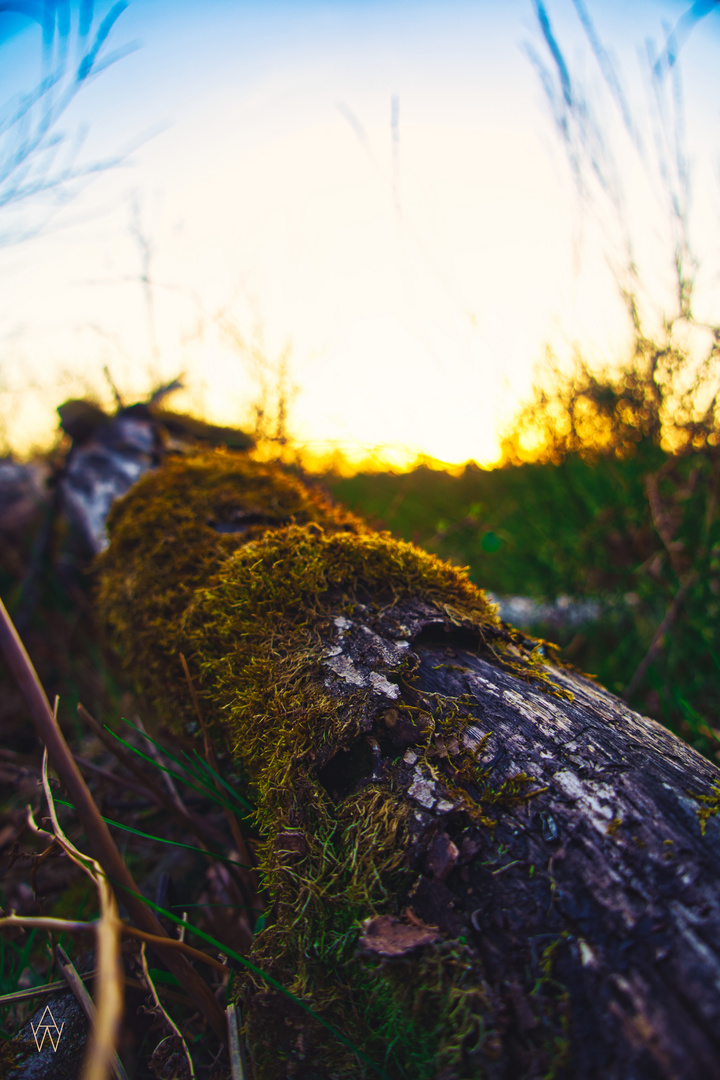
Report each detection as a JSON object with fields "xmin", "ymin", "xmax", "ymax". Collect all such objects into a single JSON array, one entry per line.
[
  {"xmin": 0, "ymin": 597, "xmax": 227, "ymax": 1044},
  {"xmin": 133, "ymin": 713, "xmax": 184, "ymax": 808},
  {"xmin": 103, "ymin": 366, "xmax": 125, "ymax": 409},
  {"xmin": 116, "ymin": 926, "xmax": 227, "ymax": 974},
  {"xmin": 226, "ymin": 1003, "xmax": 249, "ymax": 1080},
  {"xmin": 56, "ymin": 944, "xmax": 130, "ymax": 1080},
  {"xmin": 73, "ymin": 754, "xmax": 160, "ymax": 800},
  {"xmin": 0, "ymin": 913, "xmax": 228, "ymax": 975},
  {"xmin": 0, "ymin": 913, "xmax": 95, "ymax": 935},
  {"xmin": 147, "ymin": 375, "xmax": 185, "ymax": 406},
  {"xmin": 624, "ymin": 571, "xmax": 699, "ymax": 698},
  {"xmin": 140, "ymin": 942, "xmax": 195, "ymax": 1080}
]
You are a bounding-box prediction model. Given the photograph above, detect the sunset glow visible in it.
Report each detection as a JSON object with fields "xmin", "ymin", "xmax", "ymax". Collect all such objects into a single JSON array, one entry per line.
[{"xmin": 1, "ymin": 0, "xmax": 719, "ymax": 468}]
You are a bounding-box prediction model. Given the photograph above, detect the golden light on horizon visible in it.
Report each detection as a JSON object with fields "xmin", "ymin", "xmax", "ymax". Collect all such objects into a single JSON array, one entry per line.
[{"xmin": 1, "ymin": 2, "xmax": 719, "ymax": 470}]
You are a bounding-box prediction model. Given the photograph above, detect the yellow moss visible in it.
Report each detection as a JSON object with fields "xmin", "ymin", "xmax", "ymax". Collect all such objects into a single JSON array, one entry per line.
[
  {"xmin": 180, "ymin": 523, "xmax": 505, "ymax": 819},
  {"xmin": 689, "ymin": 781, "xmax": 720, "ymax": 836},
  {"xmin": 605, "ymin": 817, "xmax": 622, "ymax": 837}
]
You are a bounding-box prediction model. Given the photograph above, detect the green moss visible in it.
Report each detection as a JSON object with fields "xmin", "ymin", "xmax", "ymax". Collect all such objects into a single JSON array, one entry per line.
[
  {"xmin": 97, "ymin": 449, "xmax": 576, "ymax": 1078},
  {"xmin": 0, "ymin": 1037, "xmax": 34, "ymax": 1075},
  {"xmin": 181, "ymin": 524, "xmax": 505, "ymax": 813}
]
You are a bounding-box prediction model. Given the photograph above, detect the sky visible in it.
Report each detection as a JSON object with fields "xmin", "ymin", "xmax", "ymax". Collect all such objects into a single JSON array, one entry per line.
[{"xmin": 1, "ymin": 0, "xmax": 719, "ymax": 468}]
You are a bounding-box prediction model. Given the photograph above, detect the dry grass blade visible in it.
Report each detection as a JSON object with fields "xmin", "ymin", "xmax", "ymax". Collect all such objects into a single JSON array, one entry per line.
[
  {"xmin": 0, "ymin": 597, "xmax": 227, "ymax": 1043},
  {"xmin": 56, "ymin": 945, "xmax": 96, "ymax": 1022},
  {"xmin": 40, "ymin": 749, "xmax": 124, "ymax": 1080},
  {"xmin": 0, "ymin": 911, "xmax": 228, "ymax": 974},
  {"xmin": 56, "ymin": 944, "xmax": 130, "ymax": 1080},
  {"xmin": 140, "ymin": 942, "xmax": 195, "ymax": 1080},
  {"xmin": 0, "ymin": 972, "xmax": 97, "ymax": 1007},
  {"xmin": 226, "ymin": 1003, "xmax": 248, "ymax": 1080}
]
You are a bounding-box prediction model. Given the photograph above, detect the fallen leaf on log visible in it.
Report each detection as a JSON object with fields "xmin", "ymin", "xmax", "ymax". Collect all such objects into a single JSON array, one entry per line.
[{"xmin": 360, "ymin": 913, "xmax": 441, "ymax": 957}]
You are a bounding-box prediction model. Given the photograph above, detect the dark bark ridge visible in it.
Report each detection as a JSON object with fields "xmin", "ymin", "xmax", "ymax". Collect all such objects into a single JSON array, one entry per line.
[{"xmin": 94, "ymin": 449, "xmax": 720, "ymax": 1080}]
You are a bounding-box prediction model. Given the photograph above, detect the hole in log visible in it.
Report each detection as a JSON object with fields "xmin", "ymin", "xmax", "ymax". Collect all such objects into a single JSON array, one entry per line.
[
  {"xmin": 411, "ymin": 622, "xmax": 481, "ymax": 653},
  {"xmin": 317, "ymin": 736, "xmax": 379, "ymax": 800}
]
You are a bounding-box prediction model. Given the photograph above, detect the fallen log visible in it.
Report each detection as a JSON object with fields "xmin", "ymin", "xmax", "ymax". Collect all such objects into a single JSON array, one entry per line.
[{"xmin": 87, "ymin": 447, "xmax": 720, "ymax": 1079}]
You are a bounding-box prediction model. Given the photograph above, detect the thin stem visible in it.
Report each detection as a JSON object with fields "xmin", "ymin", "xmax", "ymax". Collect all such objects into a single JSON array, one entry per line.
[
  {"xmin": 140, "ymin": 943, "xmax": 195, "ymax": 1080},
  {"xmin": 0, "ymin": 914, "xmax": 227, "ymax": 974}
]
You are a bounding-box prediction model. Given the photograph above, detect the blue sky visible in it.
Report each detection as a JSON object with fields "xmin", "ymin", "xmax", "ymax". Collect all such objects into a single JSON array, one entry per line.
[{"xmin": 1, "ymin": 0, "xmax": 719, "ymax": 465}]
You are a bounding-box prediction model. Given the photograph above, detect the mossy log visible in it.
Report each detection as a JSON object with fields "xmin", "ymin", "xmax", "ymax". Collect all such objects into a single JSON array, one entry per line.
[{"xmin": 95, "ymin": 448, "xmax": 720, "ymax": 1080}]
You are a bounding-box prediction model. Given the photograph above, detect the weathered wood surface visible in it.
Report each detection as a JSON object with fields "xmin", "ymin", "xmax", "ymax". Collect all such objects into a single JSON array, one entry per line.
[{"xmin": 0, "ymin": 392, "xmax": 255, "ymax": 558}]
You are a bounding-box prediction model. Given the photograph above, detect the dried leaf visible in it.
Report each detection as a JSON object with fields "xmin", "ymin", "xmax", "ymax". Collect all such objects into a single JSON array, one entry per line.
[{"xmin": 359, "ymin": 914, "xmax": 440, "ymax": 957}]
